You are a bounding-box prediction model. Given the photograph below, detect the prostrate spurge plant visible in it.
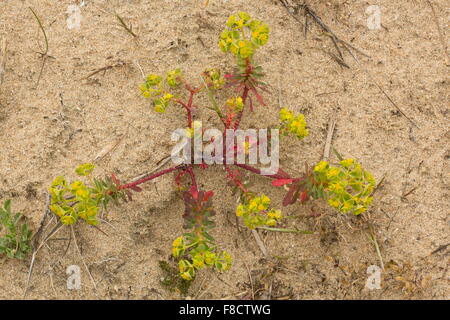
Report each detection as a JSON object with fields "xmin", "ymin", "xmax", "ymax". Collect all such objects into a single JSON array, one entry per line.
[{"xmin": 49, "ymin": 12, "xmax": 376, "ymax": 282}]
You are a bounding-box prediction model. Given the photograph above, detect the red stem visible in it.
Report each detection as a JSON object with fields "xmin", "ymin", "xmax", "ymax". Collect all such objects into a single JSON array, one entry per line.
[
  {"xmin": 186, "ymin": 165, "xmax": 198, "ymax": 190},
  {"xmin": 118, "ymin": 165, "xmax": 184, "ymax": 190},
  {"xmin": 233, "ymin": 163, "xmax": 287, "ymax": 180},
  {"xmin": 175, "ymin": 83, "xmax": 200, "ymax": 128},
  {"xmin": 175, "ymin": 98, "xmax": 193, "ymax": 128},
  {"xmin": 225, "ymin": 167, "xmax": 248, "ymax": 193},
  {"xmin": 233, "ymin": 86, "xmax": 249, "ymax": 130}
]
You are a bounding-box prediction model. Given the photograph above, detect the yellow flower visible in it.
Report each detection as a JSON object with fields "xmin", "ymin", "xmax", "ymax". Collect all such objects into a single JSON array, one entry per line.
[
  {"xmin": 172, "ymin": 247, "xmax": 181, "ymax": 257},
  {"xmin": 314, "ymin": 161, "xmax": 329, "ymax": 173},
  {"xmin": 51, "ymin": 176, "xmax": 67, "ymax": 187},
  {"xmin": 146, "ymin": 74, "xmax": 162, "ymax": 86},
  {"xmin": 340, "ymin": 159, "xmax": 354, "ymax": 168},
  {"xmin": 236, "ymin": 204, "xmax": 245, "ymax": 217},
  {"xmin": 329, "ymin": 182, "xmax": 344, "ymax": 193},
  {"xmin": 353, "ymin": 206, "xmax": 367, "ymax": 215},
  {"xmin": 216, "ymin": 251, "xmax": 232, "ymax": 271},
  {"xmin": 61, "ymin": 214, "xmax": 76, "ymax": 225},
  {"xmin": 166, "ymin": 69, "xmax": 182, "ymax": 87},
  {"xmin": 236, "ymin": 97, "xmax": 244, "ymax": 109},
  {"xmin": 326, "ymin": 167, "xmax": 340, "ymax": 180},
  {"xmin": 268, "ymin": 209, "xmax": 282, "ymax": 220},
  {"xmin": 279, "ymin": 108, "xmax": 293, "ymax": 121},
  {"xmin": 70, "ymin": 180, "xmax": 85, "ymax": 190},
  {"xmin": 180, "ymin": 272, "xmax": 193, "ymax": 281},
  {"xmin": 75, "ymin": 188, "xmax": 89, "ymax": 199},
  {"xmin": 204, "ymin": 252, "xmax": 216, "ymax": 266},
  {"xmin": 173, "ymin": 236, "xmax": 183, "ymax": 248},
  {"xmin": 341, "ymin": 201, "xmax": 353, "ymax": 213},
  {"xmin": 192, "ymin": 254, "xmax": 205, "ymax": 269},
  {"xmin": 50, "ymin": 204, "xmax": 65, "ymax": 217},
  {"xmin": 328, "ymin": 199, "xmax": 340, "ymax": 209},
  {"xmin": 163, "ymin": 93, "xmax": 173, "ymax": 101},
  {"xmin": 179, "ymin": 260, "xmax": 194, "ymax": 280},
  {"xmin": 248, "ymin": 199, "xmax": 258, "ymax": 212},
  {"xmin": 226, "ymin": 15, "xmax": 236, "ymax": 28},
  {"xmin": 154, "ymin": 104, "xmax": 165, "ymax": 113},
  {"xmin": 260, "ymin": 194, "xmax": 270, "ymax": 206},
  {"xmin": 280, "ymin": 109, "xmax": 308, "ymax": 139},
  {"xmin": 238, "ymin": 12, "xmax": 251, "ymax": 23},
  {"xmin": 75, "ymin": 163, "xmax": 95, "ymax": 176}
]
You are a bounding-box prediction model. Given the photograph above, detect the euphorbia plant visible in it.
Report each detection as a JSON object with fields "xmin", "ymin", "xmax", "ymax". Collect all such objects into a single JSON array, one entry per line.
[{"xmin": 48, "ymin": 12, "xmax": 376, "ymax": 282}]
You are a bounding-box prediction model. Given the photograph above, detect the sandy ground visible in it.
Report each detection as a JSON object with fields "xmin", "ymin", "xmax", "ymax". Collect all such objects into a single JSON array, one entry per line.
[{"xmin": 0, "ymin": 0, "xmax": 448, "ymax": 299}]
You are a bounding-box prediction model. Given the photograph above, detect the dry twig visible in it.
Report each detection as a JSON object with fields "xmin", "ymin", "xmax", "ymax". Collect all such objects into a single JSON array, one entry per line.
[
  {"xmin": 0, "ymin": 38, "xmax": 7, "ymax": 86},
  {"xmin": 323, "ymin": 117, "xmax": 336, "ymax": 161}
]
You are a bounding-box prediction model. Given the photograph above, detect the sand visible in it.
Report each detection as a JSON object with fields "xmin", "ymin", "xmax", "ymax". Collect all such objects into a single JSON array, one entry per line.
[{"xmin": 0, "ymin": 0, "xmax": 448, "ymax": 299}]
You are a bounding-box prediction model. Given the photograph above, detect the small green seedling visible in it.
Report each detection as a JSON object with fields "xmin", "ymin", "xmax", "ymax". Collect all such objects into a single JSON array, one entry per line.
[{"xmin": 0, "ymin": 200, "xmax": 32, "ymax": 259}]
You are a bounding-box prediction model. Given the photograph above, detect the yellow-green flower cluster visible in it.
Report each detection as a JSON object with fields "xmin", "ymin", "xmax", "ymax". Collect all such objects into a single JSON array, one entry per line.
[
  {"xmin": 313, "ymin": 159, "xmax": 376, "ymax": 215},
  {"xmin": 139, "ymin": 74, "xmax": 163, "ymax": 98},
  {"xmin": 226, "ymin": 96, "xmax": 244, "ymax": 112},
  {"xmin": 236, "ymin": 194, "xmax": 283, "ymax": 229},
  {"xmin": 166, "ymin": 68, "xmax": 182, "ymax": 87},
  {"xmin": 140, "ymin": 73, "xmax": 176, "ymax": 113},
  {"xmin": 49, "ymin": 163, "xmax": 100, "ymax": 225},
  {"xmin": 153, "ymin": 93, "xmax": 173, "ymax": 113},
  {"xmin": 249, "ymin": 19, "xmax": 270, "ymax": 46},
  {"xmin": 219, "ymin": 12, "xmax": 269, "ymax": 59},
  {"xmin": 226, "ymin": 11, "xmax": 252, "ymax": 29},
  {"xmin": 203, "ymin": 68, "xmax": 225, "ymax": 90},
  {"xmin": 279, "ymin": 107, "xmax": 309, "ymax": 139},
  {"xmin": 172, "ymin": 235, "xmax": 232, "ymax": 280}
]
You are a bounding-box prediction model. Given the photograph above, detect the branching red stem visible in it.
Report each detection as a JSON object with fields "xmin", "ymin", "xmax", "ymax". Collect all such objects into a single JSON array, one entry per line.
[
  {"xmin": 233, "ymin": 163, "xmax": 288, "ymax": 180},
  {"xmin": 118, "ymin": 165, "xmax": 184, "ymax": 190}
]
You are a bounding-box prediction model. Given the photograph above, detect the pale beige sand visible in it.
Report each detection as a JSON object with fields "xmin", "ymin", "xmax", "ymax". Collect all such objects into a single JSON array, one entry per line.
[{"xmin": 0, "ymin": 0, "xmax": 448, "ymax": 299}]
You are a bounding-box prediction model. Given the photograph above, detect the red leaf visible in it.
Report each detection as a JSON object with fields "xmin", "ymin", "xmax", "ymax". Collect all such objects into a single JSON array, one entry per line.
[
  {"xmin": 190, "ymin": 185, "xmax": 199, "ymax": 200},
  {"xmin": 282, "ymin": 184, "xmax": 299, "ymax": 206},
  {"xmin": 272, "ymin": 178, "xmax": 294, "ymax": 187},
  {"xmin": 251, "ymin": 88, "xmax": 266, "ymax": 106},
  {"xmin": 203, "ymin": 191, "xmax": 214, "ymax": 201},
  {"xmin": 299, "ymin": 190, "xmax": 308, "ymax": 203},
  {"xmin": 111, "ymin": 173, "xmax": 121, "ymax": 186}
]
